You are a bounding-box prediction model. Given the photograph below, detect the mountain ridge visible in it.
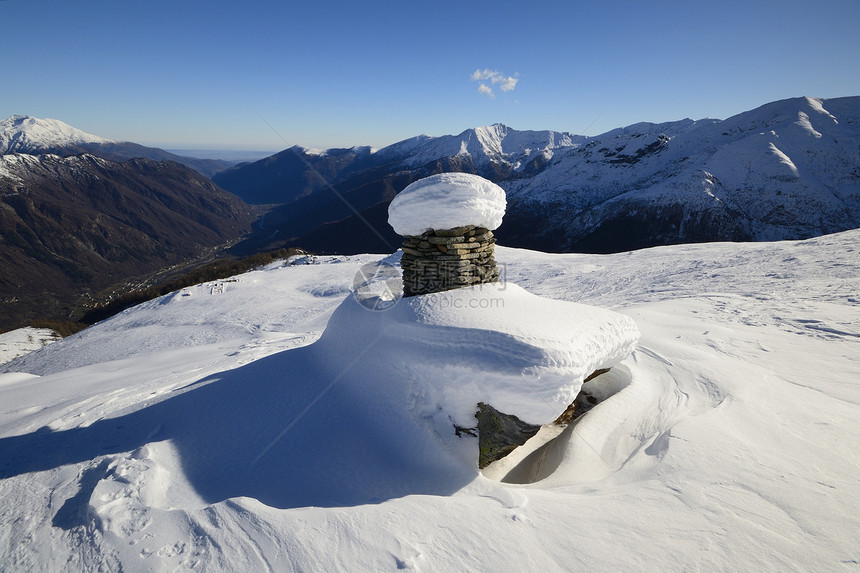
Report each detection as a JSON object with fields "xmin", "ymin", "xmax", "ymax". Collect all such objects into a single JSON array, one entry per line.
[
  {"xmin": 0, "ymin": 115, "xmax": 235, "ymax": 178},
  {"xmin": 500, "ymin": 96, "xmax": 860, "ymax": 250},
  {"xmin": 215, "ymin": 96, "xmax": 860, "ymax": 255},
  {"xmin": 0, "ymin": 115, "xmax": 113, "ymax": 150}
]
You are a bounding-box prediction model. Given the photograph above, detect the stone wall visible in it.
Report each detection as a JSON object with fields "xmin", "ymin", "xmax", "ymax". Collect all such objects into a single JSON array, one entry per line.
[{"xmin": 400, "ymin": 225, "xmax": 499, "ymax": 297}]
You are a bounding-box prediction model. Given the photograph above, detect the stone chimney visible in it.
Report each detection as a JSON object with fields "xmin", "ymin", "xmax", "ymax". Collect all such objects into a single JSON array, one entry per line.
[{"xmin": 388, "ymin": 173, "xmax": 506, "ymax": 297}]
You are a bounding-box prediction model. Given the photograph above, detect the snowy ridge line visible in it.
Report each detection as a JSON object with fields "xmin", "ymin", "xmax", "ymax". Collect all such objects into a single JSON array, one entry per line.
[
  {"xmin": 1, "ymin": 115, "xmax": 113, "ymax": 153},
  {"xmin": 375, "ymin": 123, "xmax": 586, "ymax": 172},
  {"xmin": 497, "ymin": 95, "xmax": 860, "ymax": 248}
]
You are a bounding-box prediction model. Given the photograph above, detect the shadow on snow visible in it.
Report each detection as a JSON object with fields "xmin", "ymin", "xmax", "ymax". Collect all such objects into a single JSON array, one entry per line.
[{"xmin": 0, "ymin": 344, "xmax": 475, "ymax": 510}]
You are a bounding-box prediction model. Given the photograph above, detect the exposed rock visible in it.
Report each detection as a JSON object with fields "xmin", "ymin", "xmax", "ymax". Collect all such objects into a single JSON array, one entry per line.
[
  {"xmin": 475, "ymin": 402, "xmax": 541, "ymax": 469},
  {"xmin": 473, "ymin": 368, "xmax": 614, "ymax": 470},
  {"xmin": 552, "ymin": 368, "xmax": 611, "ymax": 425}
]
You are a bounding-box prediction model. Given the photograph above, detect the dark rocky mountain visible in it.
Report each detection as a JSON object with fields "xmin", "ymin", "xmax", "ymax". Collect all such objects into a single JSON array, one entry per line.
[
  {"xmin": 228, "ymin": 163, "xmax": 417, "ymax": 256},
  {"xmin": 212, "ymin": 145, "xmax": 377, "ymax": 205},
  {"xmin": 218, "ymin": 97, "xmax": 860, "ymax": 255},
  {"xmin": 1, "ymin": 116, "xmax": 234, "ymax": 178},
  {"xmin": 0, "ymin": 153, "xmax": 254, "ymax": 331}
]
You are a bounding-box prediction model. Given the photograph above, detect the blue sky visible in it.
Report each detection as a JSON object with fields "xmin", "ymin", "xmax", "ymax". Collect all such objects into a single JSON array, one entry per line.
[{"xmin": 2, "ymin": 0, "xmax": 859, "ymax": 151}]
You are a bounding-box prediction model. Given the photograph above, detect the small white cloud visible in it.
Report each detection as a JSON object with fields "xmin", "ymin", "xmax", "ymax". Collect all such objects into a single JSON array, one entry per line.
[
  {"xmin": 477, "ymin": 83, "xmax": 495, "ymax": 98},
  {"xmin": 470, "ymin": 69, "xmax": 495, "ymax": 82},
  {"xmin": 498, "ymin": 76, "xmax": 518, "ymax": 92},
  {"xmin": 470, "ymin": 68, "xmax": 518, "ymax": 98}
]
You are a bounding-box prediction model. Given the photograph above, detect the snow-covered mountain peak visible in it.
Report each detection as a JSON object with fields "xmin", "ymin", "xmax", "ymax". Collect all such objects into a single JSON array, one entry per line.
[
  {"xmin": 470, "ymin": 123, "xmax": 511, "ymax": 143},
  {"xmin": 0, "ymin": 115, "xmax": 113, "ymax": 154},
  {"xmin": 376, "ymin": 124, "xmax": 584, "ymax": 174},
  {"xmin": 473, "ymin": 122, "xmax": 509, "ymax": 134},
  {"xmin": 465, "ymin": 123, "xmax": 583, "ymax": 153}
]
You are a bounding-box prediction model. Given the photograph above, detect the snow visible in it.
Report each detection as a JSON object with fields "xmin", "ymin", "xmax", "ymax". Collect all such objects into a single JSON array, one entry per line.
[
  {"xmin": 0, "ymin": 327, "xmax": 59, "ymax": 366},
  {"xmin": 1, "ymin": 231, "xmax": 859, "ymax": 571},
  {"xmin": 768, "ymin": 142, "xmax": 801, "ymax": 177},
  {"xmin": 375, "ymin": 123, "xmax": 585, "ymax": 173},
  {"xmin": 0, "ymin": 153, "xmax": 45, "ymax": 182},
  {"xmin": 805, "ymin": 96, "xmax": 839, "ymax": 123},
  {"xmin": 0, "ymin": 115, "xmax": 112, "ymax": 154},
  {"xmin": 502, "ymin": 96, "xmax": 860, "ymax": 243},
  {"xmin": 795, "ymin": 111, "xmax": 823, "ymax": 138},
  {"xmin": 387, "ymin": 173, "xmax": 507, "ymax": 236},
  {"xmin": 316, "ymin": 280, "xmax": 638, "ymax": 424}
]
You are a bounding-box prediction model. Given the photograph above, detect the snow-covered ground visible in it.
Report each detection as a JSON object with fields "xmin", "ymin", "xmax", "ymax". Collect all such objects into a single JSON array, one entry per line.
[
  {"xmin": 1, "ymin": 233, "xmax": 859, "ymax": 572},
  {"xmin": 0, "ymin": 327, "xmax": 59, "ymax": 366}
]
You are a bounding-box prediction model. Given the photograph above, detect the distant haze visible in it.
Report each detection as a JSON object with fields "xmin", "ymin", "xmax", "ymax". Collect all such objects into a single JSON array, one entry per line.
[{"xmin": 165, "ymin": 149, "xmax": 279, "ymax": 162}]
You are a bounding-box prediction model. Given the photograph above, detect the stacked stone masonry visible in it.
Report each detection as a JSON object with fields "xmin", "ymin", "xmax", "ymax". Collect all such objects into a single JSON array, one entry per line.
[{"xmin": 401, "ymin": 225, "xmax": 500, "ymax": 297}]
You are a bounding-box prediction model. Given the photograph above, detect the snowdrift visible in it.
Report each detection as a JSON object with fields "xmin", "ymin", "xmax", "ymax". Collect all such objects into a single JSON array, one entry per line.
[
  {"xmin": 1, "ymin": 277, "xmax": 637, "ymax": 510},
  {"xmin": 319, "ymin": 281, "xmax": 638, "ymax": 424}
]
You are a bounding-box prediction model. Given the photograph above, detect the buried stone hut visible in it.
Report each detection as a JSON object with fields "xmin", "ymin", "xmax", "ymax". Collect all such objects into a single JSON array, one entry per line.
[{"xmin": 387, "ymin": 173, "xmax": 506, "ymax": 297}]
